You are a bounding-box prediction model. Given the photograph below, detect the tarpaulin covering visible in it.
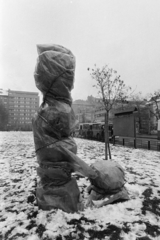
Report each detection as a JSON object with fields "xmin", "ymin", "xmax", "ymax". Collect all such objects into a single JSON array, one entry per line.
[
  {"xmin": 87, "ymin": 160, "xmax": 129, "ymax": 206},
  {"xmin": 34, "ymin": 44, "xmax": 75, "ymax": 105},
  {"xmin": 90, "ymin": 160, "xmax": 126, "ymax": 194},
  {"xmin": 32, "ymin": 44, "xmax": 129, "ymax": 212},
  {"xmin": 32, "ymin": 44, "xmax": 97, "ymax": 213}
]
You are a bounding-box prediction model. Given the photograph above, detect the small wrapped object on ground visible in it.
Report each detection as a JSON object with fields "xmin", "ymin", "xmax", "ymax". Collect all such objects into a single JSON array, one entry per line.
[
  {"xmin": 86, "ymin": 160, "xmax": 129, "ymax": 208},
  {"xmin": 32, "ymin": 44, "xmax": 97, "ymax": 213}
]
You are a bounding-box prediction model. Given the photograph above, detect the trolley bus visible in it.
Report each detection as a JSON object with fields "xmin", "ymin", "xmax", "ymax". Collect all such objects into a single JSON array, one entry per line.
[{"xmin": 78, "ymin": 122, "xmax": 113, "ymax": 141}]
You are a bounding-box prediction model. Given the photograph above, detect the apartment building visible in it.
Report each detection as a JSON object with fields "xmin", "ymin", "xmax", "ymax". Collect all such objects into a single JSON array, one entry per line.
[{"xmin": 0, "ymin": 89, "xmax": 39, "ymax": 130}]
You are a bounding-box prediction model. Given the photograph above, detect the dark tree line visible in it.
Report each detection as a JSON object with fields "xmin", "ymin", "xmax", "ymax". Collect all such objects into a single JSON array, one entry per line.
[{"xmin": 0, "ymin": 100, "xmax": 9, "ymax": 130}]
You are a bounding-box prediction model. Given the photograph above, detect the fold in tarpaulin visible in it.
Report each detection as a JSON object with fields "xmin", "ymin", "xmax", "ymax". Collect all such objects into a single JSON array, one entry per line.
[
  {"xmin": 33, "ymin": 100, "xmax": 78, "ymax": 151},
  {"xmin": 32, "ymin": 44, "xmax": 97, "ymax": 213}
]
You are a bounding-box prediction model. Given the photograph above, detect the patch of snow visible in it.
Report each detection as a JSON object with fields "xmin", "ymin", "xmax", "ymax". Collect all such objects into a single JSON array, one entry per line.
[{"xmin": 0, "ymin": 132, "xmax": 160, "ymax": 239}]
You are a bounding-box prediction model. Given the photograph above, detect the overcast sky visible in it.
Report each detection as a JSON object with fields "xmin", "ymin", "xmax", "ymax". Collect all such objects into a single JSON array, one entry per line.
[{"xmin": 0, "ymin": 0, "xmax": 160, "ymax": 101}]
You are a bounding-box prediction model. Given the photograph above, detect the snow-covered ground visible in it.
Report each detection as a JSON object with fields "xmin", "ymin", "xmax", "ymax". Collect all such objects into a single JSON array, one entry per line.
[{"xmin": 0, "ymin": 132, "xmax": 160, "ymax": 240}]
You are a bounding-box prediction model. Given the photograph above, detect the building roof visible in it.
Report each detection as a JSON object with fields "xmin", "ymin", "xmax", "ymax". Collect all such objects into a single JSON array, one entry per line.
[
  {"xmin": 0, "ymin": 89, "xmax": 39, "ymax": 96},
  {"xmin": 8, "ymin": 90, "xmax": 39, "ymax": 95},
  {"xmin": 114, "ymin": 107, "xmax": 138, "ymax": 116},
  {"xmin": 0, "ymin": 89, "xmax": 8, "ymax": 96}
]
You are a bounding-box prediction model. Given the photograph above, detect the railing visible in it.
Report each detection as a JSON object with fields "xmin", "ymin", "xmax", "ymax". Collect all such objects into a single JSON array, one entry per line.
[{"xmin": 113, "ymin": 136, "xmax": 160, "ymax": 151}]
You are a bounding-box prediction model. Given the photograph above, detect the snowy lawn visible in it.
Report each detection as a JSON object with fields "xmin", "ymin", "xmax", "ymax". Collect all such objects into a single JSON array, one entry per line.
[{"xmin": 0, "ymin": 132, "xmax": 160, "ymax": 240}]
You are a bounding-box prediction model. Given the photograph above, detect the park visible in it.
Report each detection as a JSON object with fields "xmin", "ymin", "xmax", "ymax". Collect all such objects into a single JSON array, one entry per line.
[
  {"xmin": 0, "ymin": 131, "xmax": 160, "ymax": 239},
  {"xmin": 1, "ymin": 2, "xmax": 160, "ymax": 239},
  {"xmin": 0, "ymin": 41, "xmax": 160, "ymax": 240}
]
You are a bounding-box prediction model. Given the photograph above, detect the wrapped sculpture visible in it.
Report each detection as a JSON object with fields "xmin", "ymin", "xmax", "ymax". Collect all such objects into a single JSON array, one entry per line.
[
  {"xmin": 32, "ymin": 44, "xmax": 97, "ymax": 213},
  {"xmin": 32, "ymin": 44, "xmax": 129, "ymax": 213}
]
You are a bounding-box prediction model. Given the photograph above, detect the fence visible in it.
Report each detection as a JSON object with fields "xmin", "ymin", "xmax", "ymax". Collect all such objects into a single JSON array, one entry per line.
[{"xmin": 113, "ymin": 136, "xmax": 160, "ymax": 151}]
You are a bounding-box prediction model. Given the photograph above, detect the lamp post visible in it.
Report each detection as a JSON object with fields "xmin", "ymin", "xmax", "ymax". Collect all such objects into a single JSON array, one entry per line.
[{"xmin": 158, "ymin": 119, "xmax": 160, "ymax": 140}]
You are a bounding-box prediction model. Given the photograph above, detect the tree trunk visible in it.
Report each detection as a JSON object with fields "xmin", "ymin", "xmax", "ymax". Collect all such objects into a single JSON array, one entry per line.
[
  {"xmin": 104, "ymin": 112, "xmax": 108, "ymax": 160},
  {"xmin": 104, "ymin": 112, "xmax": 111, "ymax": 160}
]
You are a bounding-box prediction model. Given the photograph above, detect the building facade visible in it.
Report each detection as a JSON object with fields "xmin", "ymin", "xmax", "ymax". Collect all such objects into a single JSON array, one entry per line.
[
  {"xmin": 149, "ymin": 98, "xmax": 160, "ymax": 130},
  {"xmin": 94, "ymin": 98, "xmax": 124, "ymax": 123},
  {"xmin": 0, "ymin": 89, "xmax": 39, "ymax": 130},
  {"xmin": 72, "ymin": 98, "xmax": 95, "ymax": 123},
  {"xmin": 144, "ymin": 97, "xmax": 160, "ymax": 134},
  {"xmin": 72, "ymin": 95, "xmax": 156, "ymax": 135},
  {"xmin": 72, "ymin": 96, "xmax": 115, "ymax": 123}
]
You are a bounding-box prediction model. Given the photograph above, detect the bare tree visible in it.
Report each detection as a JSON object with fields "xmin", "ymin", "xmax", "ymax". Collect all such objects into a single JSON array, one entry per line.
[
  {"xmin": 145, "ymin": 90, "xmax": 160, "ymax": 131},
  {"xmin": 147, "ymin": 90, "xmax": 160, "ymax": 120},
  {"xmin": 89, "ymin": 65, "xmax": 132, "ymax": 160}
]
